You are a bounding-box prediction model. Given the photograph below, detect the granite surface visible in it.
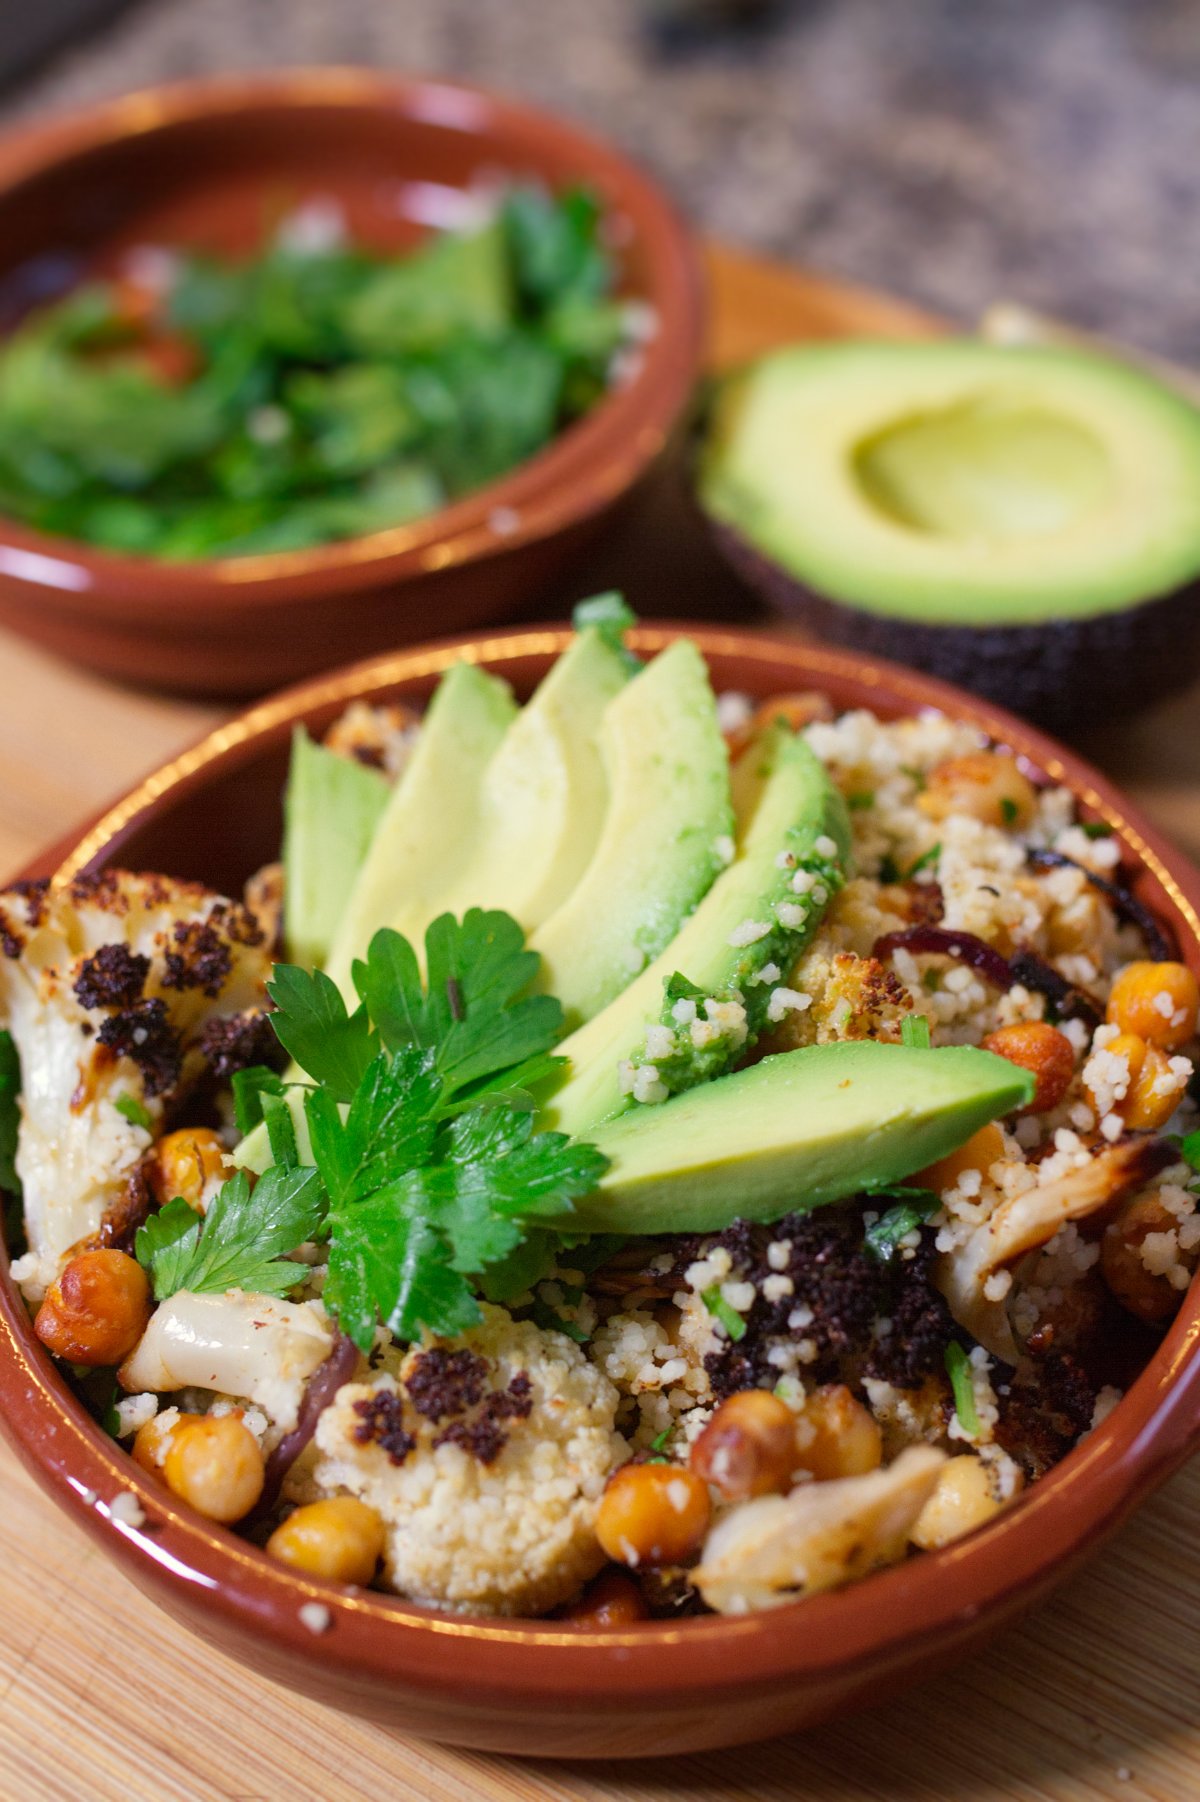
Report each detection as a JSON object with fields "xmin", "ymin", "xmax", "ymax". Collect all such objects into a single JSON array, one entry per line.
[{"xmin": 3, "ymin": 0, "xmax": 1198, "ymax": 360}]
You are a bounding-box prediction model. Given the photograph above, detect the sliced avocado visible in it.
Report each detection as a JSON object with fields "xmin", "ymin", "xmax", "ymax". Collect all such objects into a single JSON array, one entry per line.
[
  {"xmin": 413, "ymin": 625, "xmax": 629, "ymax": 944},
  {"xmin": 281, "ymin": 729, "xmax": 389, "ymax": 971},
  {"xmin": 530, "ymin": 639, "xmax": 733, "ymax": 1029},
  {"xmin": 543, "ymin": 724, "xmax": 851, "ymax": 1137},
  {"xmin": 324, "ymin": 661, "xmax": 517, "ymax": 999},
  {"xmin": 550, "ymin": 1041, "xmax": 1034, "ymax": 1236},
  {"xmin": 699, "ymin": 341, "xmax": 1200, "ymax": 727}
]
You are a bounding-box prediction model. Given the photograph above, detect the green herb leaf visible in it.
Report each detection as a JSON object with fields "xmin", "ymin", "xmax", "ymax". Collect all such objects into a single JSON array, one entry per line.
[
  {"xmin": 136, "ymin": 1167, "xmax": 324, "ymax": 1302},
  {"xmin": 906, "ymin": 844, "xmax": 942, "ymax": 880},
  {"xmin": 529, "ymin": 1295, "xmax": 589, "ymax": 1343},
  {"xmin": 231, "ymin": 1064, "xmax": 286, "ymax": 1135},
  {"xmin": 261, "ymin": 1090, "xmax": 300, "ymax": 1170},
  {"xmin": 1179, "ymin": 1128, "xmax": 1200, "ymax": 1173},
  {"xmin": 864, "ymin": 1190, "xmax": 939, "ymax": 1262},
  {"xmin": 267, "ymin": 963, "xmax": 378, "ymax": 1102},
  {"xmin": 945, "ymin": 1341, "xmax": 981, "ymax": 1437},
  {"xmin": 847, "ymin": 790, "xmax": 875, "ymax": 811},
  {"xmin": 0, "ymin": 1030, "xmax": 20, "ymax": 1196},
  {"xmin": 352, "ymin": 912, "xmax": 564, "ymax": 1108},
  {"xmin": 702, "ymin": 1284, "xmax": 748, "ymax": 1342},
  {"xmin": 1081, "ymin": 821, "xmax": 1114, "ymax": 840},
  {"xmin": 571, "ymin": 592, "xmax": 641, "ymax": 671},
  {"xmin": 113, "ymin": 1092, "xmax": 152, "ymax": 1131},
  {"xmin": 900, "ymin": 1013, "xmax": 932, "ymax": 1050},
  {"xmin": 134, "ymin": 1197, "xmax": 200, "ymax": 1301},
  {"xmin": 1000, "ymin": 797, "xmax": 1019, "ymax": 826}
]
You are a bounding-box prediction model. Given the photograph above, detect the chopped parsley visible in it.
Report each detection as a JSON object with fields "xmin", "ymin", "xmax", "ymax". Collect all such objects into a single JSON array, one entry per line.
[
  {"xmin": 900, "ymin": 764, "xmax": 927, "ymax": 792},
  {"xmin": 1081, "ymin": 821, "xmax": 1114, "ymax": 840},
  {"xmin": 864, "ymin": 1187, "xmax": 939, "ymax": 1262},
  {"xmin": 1179, "ymin": 1129, "xmax": 1200, "ymax": 1177},
  {"xmin": 847, "ymin": 790, "xmax": 875, "ymax": 811},
  {"xmin": 900, "ymin": 1013, "xmax": 932, "ymax": 1050},
  {"xmin": 1000, "ymin": 797, "xmax": 1019, "ymax": 826},
  {"xmin": 944, "ymin": 1340, "xmax": 981, "ymax": 1437},
  {"xmin": 906, "ymin": 843, "xmax": 942, "ymax": 880},
  {"xmin": 113, "ymin": 1092, "xmax": 152, "ymax": 1131},
  {"xmin": 702, "ymin": 1284, "xmax": 748, "ymax": 1342}
]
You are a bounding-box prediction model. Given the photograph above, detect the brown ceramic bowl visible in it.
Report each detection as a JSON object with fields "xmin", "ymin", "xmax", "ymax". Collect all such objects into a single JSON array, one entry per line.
[
  {"xmin": 0, "ymin": 72, "xmax": 702, "ymax": 695},
  {"xmin": 3, "ymin": 625, "xmax": 1200, "ymax": 1758}
]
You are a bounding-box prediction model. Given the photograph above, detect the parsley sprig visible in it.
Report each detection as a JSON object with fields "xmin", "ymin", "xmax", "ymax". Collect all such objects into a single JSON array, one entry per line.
[
  {"xmin": 136, "ymin": 1165, "xmax": 325, "ymax": 1301},
  {"xmin": 140, "ymin": 910, "xmax": 608, "ymax": 1352}
]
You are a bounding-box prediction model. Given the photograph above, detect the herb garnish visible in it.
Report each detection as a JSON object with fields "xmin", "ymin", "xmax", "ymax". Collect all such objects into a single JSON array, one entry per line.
[
  {"xmin": 944, "ymin": 1341, "xmax": 981, "ymax": 1437},
  {"xmin": 136, "ymin": 1165, "xmax": 325, "ymax": 1302},
  {"xmin": 702, "ymin": 1285, "xmax": 748, "ymax": 1342},
  {"xmin": 864, "ymin": 1187, "xmax": 940, "ymax": 1262},
  {"xmin": 900, "ymin": 1013, "xmax": 932, "ymax": 1050},
  {"xmin": 113, "ymin": 1092, "xmax": 152, "ymax": 1131}
]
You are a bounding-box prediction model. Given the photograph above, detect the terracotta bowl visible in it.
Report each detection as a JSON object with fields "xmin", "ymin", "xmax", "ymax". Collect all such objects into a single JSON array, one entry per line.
[
  {"xmin": 3, "ymin": 625, "xmax": 1200, "ymax": 1758},
  {"xmin": 0, "ymin": 72, "xmax": 702, "ymax": 695}
]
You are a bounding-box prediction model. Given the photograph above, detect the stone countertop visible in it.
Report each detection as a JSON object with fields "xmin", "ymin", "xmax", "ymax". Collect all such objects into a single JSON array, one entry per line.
[{"xmin": 3, "ymin": 0, "xmax": 1198, "ymax": 360}]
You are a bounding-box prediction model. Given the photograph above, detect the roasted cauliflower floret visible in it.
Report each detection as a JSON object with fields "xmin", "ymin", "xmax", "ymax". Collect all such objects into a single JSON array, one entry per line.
[
  {"xmin": 693, "ymin": 1445, "xmax": 946, "ymax": 1614},
  {"xmin": 0, "ymin": 871, "xmax": 271, "ymax": 1299},
  {"xmin": 119, "ymin": 1290, "xmax": 335, "ymax": 1433},
  {"xmin": 307, "ymin": 1305, "xmax": 628, "ymax": 1615}
]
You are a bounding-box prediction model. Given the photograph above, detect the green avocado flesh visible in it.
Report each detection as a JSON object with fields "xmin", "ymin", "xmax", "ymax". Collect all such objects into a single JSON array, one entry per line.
[
  {"xmin": 699, "ymin": 340, "xmax": 1200, "ymax": 625},
  {"xmin": 553, "ymin": 1042, "xmax": 1035, "ymax": 1236},
  {"xmin": 282, "ymin": 729, "xmax": 389, "ymax": 972},
  {"xmin": 530, "ymin": 639, "xmax": 733, "ymax": 1029},
  {"xmin": 542, "ymin": 726, "xmax": 851, "ymax": 1138},
  {"xmin": 324, "ymin": 661, "xmax": 517, "ymax": 999}
]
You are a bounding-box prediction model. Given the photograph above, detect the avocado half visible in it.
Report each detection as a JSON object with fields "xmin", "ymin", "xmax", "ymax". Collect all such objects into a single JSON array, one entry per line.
[{"xmin": 698, "ymin": 340, "xmax": 1200, "ymax": 730}]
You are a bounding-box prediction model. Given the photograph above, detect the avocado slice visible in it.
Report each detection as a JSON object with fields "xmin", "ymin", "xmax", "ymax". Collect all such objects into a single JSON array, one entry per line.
[
  {"xmin": 699, "ymin": 341, "xmax": 1200, "ymax": 728},
  {"xmin": 552, "ymin": 1041, "xmax": 1034, "ymax": 1235},
  {"xmin": 543, "ymin": 724, "xmax": 851, "ymax": 1137},
  {"xmin": 323, "ymin": 661, "xmax": 518, "ymax": 1000},
  {"xmin": 530, "ymin": 639, "xmax": 733, "ymax": 1029},
  {"xmin": 281, "ymin": 728, "xmax": 389, "ymax": 972}
]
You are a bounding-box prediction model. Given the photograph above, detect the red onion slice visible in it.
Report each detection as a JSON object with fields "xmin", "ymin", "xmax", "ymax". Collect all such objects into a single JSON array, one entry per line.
[
  {"xmin": 872, "ymin": 925, "xmax": 1015, "ymax": 991},
  {"xmin": 257, "ymin": 1330, "xmax": 359, "ymax": 1515},
  {"xmin": 1026, "ymin": 849, "xmax": 1176, "ymax": 962}
]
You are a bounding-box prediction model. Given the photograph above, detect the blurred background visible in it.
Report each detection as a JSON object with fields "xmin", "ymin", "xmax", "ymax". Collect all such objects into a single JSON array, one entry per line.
[{"xmin": 2, "ymin": 0, "xmax": 1197, "ymax": 361}]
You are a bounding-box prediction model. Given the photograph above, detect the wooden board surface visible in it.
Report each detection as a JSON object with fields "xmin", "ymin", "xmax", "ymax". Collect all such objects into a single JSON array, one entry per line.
[{"xmin": 1, "ymin": 240, "xmax": 1198, "ymax": 1802}]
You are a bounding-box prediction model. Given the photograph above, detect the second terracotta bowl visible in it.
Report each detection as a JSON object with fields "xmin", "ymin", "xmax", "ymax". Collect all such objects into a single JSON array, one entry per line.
[
  {"xmin": 3, "ymin": 625, "xmax": 1200, "ymax": 1757},
  {"xmin": 0, "ymin": 72, "xmax": 702, "ymax": 694}
]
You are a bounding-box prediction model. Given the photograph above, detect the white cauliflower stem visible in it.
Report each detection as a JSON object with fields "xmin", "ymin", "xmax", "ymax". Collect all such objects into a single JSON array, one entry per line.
[
  {"xmin": 0, "ymin": 870, "xmax": 271, "ymax": 1299},
  {"xmin": 307, "ymin": 1305, "xmax": 628, "ymax": 1616},
  {"xmin": 119, "ymin": 1290, "xmax": 335, "ymax": 1431}
]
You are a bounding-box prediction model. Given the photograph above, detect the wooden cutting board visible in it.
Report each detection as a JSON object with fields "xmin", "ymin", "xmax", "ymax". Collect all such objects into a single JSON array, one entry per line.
[{"xmin": 0, "ymin": 242, "xmax": 1197, "ymax": 1802}]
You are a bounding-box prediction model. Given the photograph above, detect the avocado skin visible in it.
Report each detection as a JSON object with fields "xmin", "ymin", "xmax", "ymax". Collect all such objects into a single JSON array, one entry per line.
[{"xmin": 711, "ymin": 519, "xmax": 1200, "ymax": 735}]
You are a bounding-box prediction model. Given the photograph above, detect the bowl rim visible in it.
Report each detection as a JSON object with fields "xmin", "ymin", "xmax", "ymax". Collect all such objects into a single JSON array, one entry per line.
[
  {"xmin": 3, "ymin": 621, "xmax": 1200, "ymax": 1711},
  {"xmin": 0, "ymin": 67, "xmax": 703, "ymax": 606}
]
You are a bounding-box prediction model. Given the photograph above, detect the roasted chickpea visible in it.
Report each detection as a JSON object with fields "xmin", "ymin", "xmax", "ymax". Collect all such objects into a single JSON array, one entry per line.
[
  {"xmin": 267, "ymin": 1496, "xmax": 385, "ymax": 1585},
  {"xmin": 596, "ymin": 1462, "xmax": 711, "ymax": 1569},
  {"xmin": 919, "ymin": 753, "xmax": 1037, "ymax": 831},
  {"xmin": 34, "ymin": 1248, "xmax": 151, "ymax": 1366},
  {"xmin": 161, "ymin": 1413, "xmax": 265, "ymax": 1523},
  {"xmin": 1107, "ymin": 961, "xmax": 1199, "ymax": 1052},
  {"xmin": 793, "ymin": 1385, "xmax": 882, "ymax": 1482},
  {"xmin": 132, "ymin": 1409, "xmax": 194, "ymax": 1473},
  {"xmin": 148, "ymin": 1126, "xmax": 228, "ymax": 1212},
  {"xmin": 917, "ymin": 1122, "xmax": 1006, "ymax": 1196},
  {"xmin": 980, "ymin": 1022, "xmax": 1076, "ymax": 1115},
  {"xmin": 561, "ymin": 1567, "xmax": 649, "ymax": 1626},
  {"xmin": 1090, "ymin": 1033, "xmax": 1188, "ymax": 1133},
  {"xmin": 1101, "ymin": 1192, "xmax": 1191, "ymax": 1323},
  {"xmin": 690, "ymin": 1388, "xmax": 798, "ymax": 1500},
  {"xmin": 910, "ymin": 1455, "xmax": 1019, "ymax": 1550}
]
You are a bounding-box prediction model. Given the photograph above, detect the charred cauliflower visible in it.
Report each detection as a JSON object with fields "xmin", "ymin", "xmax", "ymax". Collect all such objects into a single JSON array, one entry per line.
[
  {"xmin": 0, "ymin": 871, "xmax": 271, "ymax": 1299},
  {"xmin": 307, "ymin": 1305, "xmax": 628, "ymax": 1615}
]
